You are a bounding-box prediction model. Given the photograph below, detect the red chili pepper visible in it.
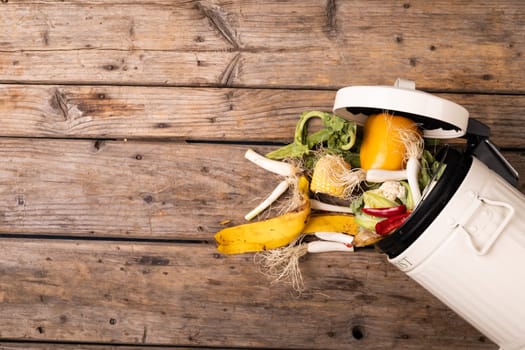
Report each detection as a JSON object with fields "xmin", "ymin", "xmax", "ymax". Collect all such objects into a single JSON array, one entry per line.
[
  {"xmin": 362, "ymin": 204, "xmax": 406, "ymax": 218},
  {"xmin": 375, "ymin": 212, "xmax": 411, "ymax": 236}
]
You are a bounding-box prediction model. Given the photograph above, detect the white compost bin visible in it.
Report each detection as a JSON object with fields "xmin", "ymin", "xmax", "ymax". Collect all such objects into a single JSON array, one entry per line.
[{"xmin": 333, "ymin": 79, "xmax": 525, "ymax": 350}]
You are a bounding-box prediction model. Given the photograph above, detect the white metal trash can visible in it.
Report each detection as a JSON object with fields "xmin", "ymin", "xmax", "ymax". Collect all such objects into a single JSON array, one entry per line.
[{"xmin": 333, "ymin": 79, "xmax": 525, "ymax": 350}]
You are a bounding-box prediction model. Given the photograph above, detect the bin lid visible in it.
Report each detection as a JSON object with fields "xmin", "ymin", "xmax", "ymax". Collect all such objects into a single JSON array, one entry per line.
[{"xmin": 333, "ymin": 78, "xmax": 469, "ymax": 138}]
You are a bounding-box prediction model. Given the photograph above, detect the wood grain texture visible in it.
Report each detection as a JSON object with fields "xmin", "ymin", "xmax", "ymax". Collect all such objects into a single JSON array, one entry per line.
[
  {"xmin": 1, "ymin": 1, "xmax": 524, "ymax": 349},
  {"xmin": 1, "ymin": 1, "xmax": 524, "ymax": 92},
  {"xmin": 1, "ymin": 84, "xmax": 524, "ymax": 147},
  {"xmin": 0, "ymin": 138, "xmax": 522, "ymax": 239},
  {"xmin": 0, "ymin": 345, "xmax": 216, "ymax": 350},
  {"xmin": 0, "ymin": 345, "xmax": 201, "ymax": 350},
  {"xmin": 0, "ymin": 239, "xmax": 497, "ymax": 349},
  {"xmin": 0, "ymin": 84, "xmax": 332, "ymax": 142},
  {"xmin": 0, "ymin": 139, "xmax": 264, "ymax": 238}
]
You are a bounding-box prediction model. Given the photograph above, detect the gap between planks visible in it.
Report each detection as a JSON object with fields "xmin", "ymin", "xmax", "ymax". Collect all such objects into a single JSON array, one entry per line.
[{"xmin": 2, "ymin": 80, "xmax": 525, "ymax": 96}]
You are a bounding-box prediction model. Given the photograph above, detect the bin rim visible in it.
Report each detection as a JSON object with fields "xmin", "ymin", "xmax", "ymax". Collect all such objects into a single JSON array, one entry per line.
[
  {"xmin": 376, "ymin": 147, "xmax": 472, "ymax": 258},
  {"xmin": 333, "ymin": 78, "xmax": 469, "ymax": 139}
]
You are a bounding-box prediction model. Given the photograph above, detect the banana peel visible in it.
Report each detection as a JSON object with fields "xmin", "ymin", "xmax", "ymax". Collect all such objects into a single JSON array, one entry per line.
[
  {"xmin": 353, "ymin": 229, "xmax": 383, "ymax": 247},
  {"xmin": 215, "ymin": 176, "xmax": 311, "ymax": 254},
  {"xmin": 303, "ymin": 214, "xmax": 382, "ymax": 247},
  {"xmin": 302, "ymin": 214, "xmax": 359, "ymax": 236}
]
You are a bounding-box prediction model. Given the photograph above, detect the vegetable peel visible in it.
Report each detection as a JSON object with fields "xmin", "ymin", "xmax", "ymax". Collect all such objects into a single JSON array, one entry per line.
[
  {"xmin": 302, "ymin": 214, "xmax": 359, "ymax": 236},
  {"xmin": 265, "ymin": 111, "xmax": 357, "ymax": 162},
  {"xmin": 215, "ymin": 176, "xmax": 311, "ymax": 254}
]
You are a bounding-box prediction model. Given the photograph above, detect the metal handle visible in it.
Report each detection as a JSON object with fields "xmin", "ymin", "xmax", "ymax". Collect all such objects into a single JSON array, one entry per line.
[{"xmin": 458, "ymin": 193, "xmax": 515, "ymax": 256}]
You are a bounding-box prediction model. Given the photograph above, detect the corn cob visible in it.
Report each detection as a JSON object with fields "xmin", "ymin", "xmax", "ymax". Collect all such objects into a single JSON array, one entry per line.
[{"xmin": 310, "ymin": 155, "xmax": 351, "ymax": 198}]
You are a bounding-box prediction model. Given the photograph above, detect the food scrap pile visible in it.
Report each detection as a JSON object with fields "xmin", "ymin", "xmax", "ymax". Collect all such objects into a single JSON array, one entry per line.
[{"xmin": 215, "ymin": 110, "xmax": 443, "ymax": 290}]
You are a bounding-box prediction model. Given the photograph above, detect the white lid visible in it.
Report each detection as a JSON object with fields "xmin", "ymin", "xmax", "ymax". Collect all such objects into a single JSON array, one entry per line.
[{"xmin": 333, "ymin": 78, "xmax": 469, "ymax": 138}]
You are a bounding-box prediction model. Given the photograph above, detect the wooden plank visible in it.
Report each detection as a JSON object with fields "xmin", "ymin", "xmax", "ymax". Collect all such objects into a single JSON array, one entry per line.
[
  {"xmin": 0, "ymin": 343, "xmax": 205, "ymax": 350},
  {"xmin": 0, "ymin": 238, "xmax": 497, "ymax": 349},
  {"xmin": 0, "ymin": 139, "xmax": 522, "ymax": 239},
  {"xmin": 0, "ymin": 84, "xmax": 332, "ymax": 142},
  {"xmin": 1, "ymin": 84, "xmax": 525, "ymax": 148},
  {"xmin": 1, "ymin": 1, "xmax": 524, "ymax": 92},
  {"xmin": 0, "ymin": 139, "xmax": 267, "ymax": 239}
]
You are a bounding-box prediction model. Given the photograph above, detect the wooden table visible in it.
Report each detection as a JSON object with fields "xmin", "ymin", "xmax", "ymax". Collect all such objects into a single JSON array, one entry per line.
[{"xmin": 1, "ymin": 1, "xmax": 524, "ymax": 349}]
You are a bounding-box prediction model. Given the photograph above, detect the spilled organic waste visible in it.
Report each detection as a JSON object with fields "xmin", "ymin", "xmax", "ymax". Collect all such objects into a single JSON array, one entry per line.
[{"xmin": 215, "ymin": 110, "xmax": 444, "ymax": 292}]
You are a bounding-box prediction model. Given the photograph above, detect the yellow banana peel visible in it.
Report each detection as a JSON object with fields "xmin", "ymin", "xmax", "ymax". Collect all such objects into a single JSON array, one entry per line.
[
  {"xmin": 302, "ymin": 214, "xmax": 359, "ymax": 236},
  {"xmin": 215, "ymin": 176, "xmax": 310, "ymax": 254}
]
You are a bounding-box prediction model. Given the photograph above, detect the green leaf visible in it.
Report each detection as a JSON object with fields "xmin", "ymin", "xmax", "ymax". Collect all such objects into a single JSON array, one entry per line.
[
  {"xmin": 265, "ymin": 110, "xmax": 357, "ymax": 160},
  {"xmin": 265, "ymin": 142, "xmax": 309, "ymax": 160},
  {"xmin": 350, "ymin": 195, "xmax": 364, "ymax": 213},
  {"xmin": 399, "ymin": 181, "xmax": 414, "ymax": 210},
  {"xmin": 363, "ymin": 191, "xmax": 398, "ymax": 208},
  {"xmin": 355, "ymin": 212, "xmax": 383, "ymax": 231}
]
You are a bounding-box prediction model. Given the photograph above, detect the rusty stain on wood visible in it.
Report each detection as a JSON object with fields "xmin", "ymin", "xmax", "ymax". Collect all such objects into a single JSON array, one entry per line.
[{"xmin": 74, "ymin": 92, "xmax": 145, "ymax": 117}]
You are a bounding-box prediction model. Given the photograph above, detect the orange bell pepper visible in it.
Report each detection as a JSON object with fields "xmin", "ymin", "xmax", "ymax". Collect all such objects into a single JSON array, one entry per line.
[{"xmin": 359, "ymin": 113, "xmax": 420, "ymax": 170}]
